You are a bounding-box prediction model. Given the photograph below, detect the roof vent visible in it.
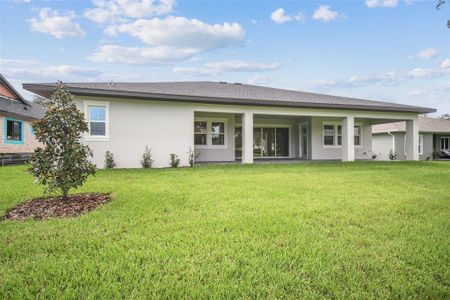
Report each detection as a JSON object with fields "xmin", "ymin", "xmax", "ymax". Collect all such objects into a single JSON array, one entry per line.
[{"xmin": 108, "ymin": 81, "xmax": 114, "ymax": 87}]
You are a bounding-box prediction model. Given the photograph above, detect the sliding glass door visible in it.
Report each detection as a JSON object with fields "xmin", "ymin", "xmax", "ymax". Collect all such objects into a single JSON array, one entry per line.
[
  {"xmin": 255, "ymin": 127, "xmax": 289, "ymax": 158},
  {"xmin": 235, "ymin": 126, "xmax": 290, "ymax": 158}
]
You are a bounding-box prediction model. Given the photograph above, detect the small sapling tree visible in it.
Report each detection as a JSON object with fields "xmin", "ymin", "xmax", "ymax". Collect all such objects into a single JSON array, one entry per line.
[
  {"xmin": 141, "ymin": 145, "xmax": 154, "ymax": 168},
  {"xmin": 29, "ymin": 82, "xmax": 96, "ymax": 199},
  {"xmin": 104, "ymin": 151, "xmax": 116, "ymax": 169}
]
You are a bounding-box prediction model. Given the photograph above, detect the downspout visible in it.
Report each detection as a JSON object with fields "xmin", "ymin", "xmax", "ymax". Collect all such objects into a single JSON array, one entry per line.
[{"xmin": 387, "ymin": 130, "xmax": 395, "ymax": 153}]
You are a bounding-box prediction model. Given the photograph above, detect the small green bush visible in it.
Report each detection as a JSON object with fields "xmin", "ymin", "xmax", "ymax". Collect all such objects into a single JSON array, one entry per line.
[
  {"xmin": 104, "ymin": 151, "xmax": 116, "ymax": 169},
  {"xmin": 141, "ymin": 146, "xmax": 154, "ymax": 168},
  {"xmin": 170, "ymin": 153, "xmax": 180, "ymax": 168}
]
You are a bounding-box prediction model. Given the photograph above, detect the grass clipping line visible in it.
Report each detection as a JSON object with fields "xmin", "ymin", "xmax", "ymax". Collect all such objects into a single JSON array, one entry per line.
[{"xmin": 3, "ymin": 193, "xmax": 111, "ymax": 221}]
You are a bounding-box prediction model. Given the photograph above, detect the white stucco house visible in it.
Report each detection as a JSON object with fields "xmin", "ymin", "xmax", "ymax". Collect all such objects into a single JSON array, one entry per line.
[
  {"xmin": 23, "ymin": 81, "xmax": 435, "ymax": 168},
  {"xmin": 372, "ymin": 116, "xmax": 450, "ymax": 160}
]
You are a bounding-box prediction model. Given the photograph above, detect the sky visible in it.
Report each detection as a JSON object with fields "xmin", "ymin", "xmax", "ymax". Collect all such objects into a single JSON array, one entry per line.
[{"xmin": 0, "ymin": 0, "xmax": 449, "ymax": 115}]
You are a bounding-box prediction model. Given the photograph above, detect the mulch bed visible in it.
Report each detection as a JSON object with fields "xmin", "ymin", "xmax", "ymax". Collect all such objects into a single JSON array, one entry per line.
[{"xmin": 3, "ymin": 193, "xmax": 111, "ymax": 221}]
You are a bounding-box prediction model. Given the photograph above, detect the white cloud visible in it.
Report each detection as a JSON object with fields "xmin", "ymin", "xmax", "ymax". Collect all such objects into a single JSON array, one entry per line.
[
  {"xmin": 2, "ymin": 60, "xmax": 102, "ymax": 80},
  {"xmin": 95, "ymin": 16, "xmax": 245, "ymax": 64},
  {"xmin": 172, "ymin": 60, "xmax": 281, "ymax": 75},
  {"xmin": 310, "ymin": 71, "xmax": 402, "ymax": 89},
  {"xmin": 313, "ymin": 5, "xmax": 339, "ymax": 22},
  {"xmin": 408, "ymin": 68, "xmax": 444, "ymax": 78},
  {"xmin": 270, "ymin": 8, "xmax": 306, "ymax": 24},
  {"xmin": 107, "ymin": 17, "xmax": 245, "ymax": 49},
  {"xmin": 441, "ymin": 58, "xmax": 450, "ymax": 69},
  {"xmin": 84, "ymin": 0, "xmax": 175, "ymax": 24},
  {"xmin": 409, "ymin": 48, "xmax": 438, "ymax": 59},
  {"xmin": 89, "ymin": 45, "xmax": 198, "ymax": 64},
  {"xmin": 366, "ymin": 0, "xmax": 399, "ymax": 8},
  {"xmin": 29, "ymin": 8, "xmax": 85, "ymax": 38}
]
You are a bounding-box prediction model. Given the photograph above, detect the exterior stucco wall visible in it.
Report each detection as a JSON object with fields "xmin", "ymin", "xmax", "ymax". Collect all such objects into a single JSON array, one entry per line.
[
  {"xmin": 0, "ymin": 115, "xmax": 40, "ymax": 154},
  {"xmin": 373, "ymin": 132, "xmax": 434, "ymax": 160},
  {"xmin": 310, "ymin": 116, "xmax": 372, "ymax": 160},
  {"xmin": 72, "ymin": 96, "xmax": 420, "ymax": 168},
  {"xmin": 75, "ymin": 97, "xmax": 194, "ymax": 168},
  {"xmin": 194, "ymin": 112, "xmax": 235, "ymax": 162}
]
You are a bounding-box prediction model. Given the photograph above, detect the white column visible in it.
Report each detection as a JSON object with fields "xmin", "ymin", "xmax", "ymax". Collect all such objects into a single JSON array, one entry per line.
[
  {"xmin": 342, "ymin": 116, "xmax": 355, "ymax": 162},
  {"xmin": 242, "ymin": 112, "xmax": 254, "ymax": 164},
  {"xmin": 406, "ymin": 118, "xmax": 419, "ymax": 161}
]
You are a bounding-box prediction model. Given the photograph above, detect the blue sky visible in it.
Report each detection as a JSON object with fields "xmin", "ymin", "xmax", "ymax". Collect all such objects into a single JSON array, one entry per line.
[{"xmin": 1, "ymin": 0, "xmax": 449, "ymax": 114}]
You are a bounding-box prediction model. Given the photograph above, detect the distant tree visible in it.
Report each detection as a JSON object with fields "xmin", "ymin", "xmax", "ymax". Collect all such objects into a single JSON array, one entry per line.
[
  {"xmin": 29, "ymin": 82, "xmax": 96, "ymax": 199},
  {"xmin": 436, "ymin": 0, "xmax": 450, "ymax": 28},
  {"xmin": 440, "ymin": 113, "xmax": 450, "ymax": 120}
]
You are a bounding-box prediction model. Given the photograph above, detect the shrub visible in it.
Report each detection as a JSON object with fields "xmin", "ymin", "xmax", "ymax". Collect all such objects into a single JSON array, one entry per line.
[
  {"xmin": 28, "ymin": 82, "xmax": 96, "ymax": 199},
  {"xmin": 187, "ymin": 147, "xmax": 200, "ymax": 167},
  {"xmin": 389, "ymin": 149, "xmax": 397, "ymax": 161},
  {"xmin": 141, "ymin": 146, "xmax": 154, "ymax": 168},
  {"xmin": 170, "ymin": 153, "xmax": 180, "ymax": 168},
  {"xmin": 104, "ymin": 151, "xmax": 116, "ymax": 169}
]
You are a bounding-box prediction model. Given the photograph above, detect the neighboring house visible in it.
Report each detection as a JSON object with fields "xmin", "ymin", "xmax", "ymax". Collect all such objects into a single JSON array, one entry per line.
[
  {"xmin": 23, "ymin": 81, "xmax": 435, "ymax": 168},
  {"xmin": 372, "ymin": 116, "xmax": 450, "ymax": 160},
  {"xmin": 0, "ymin": 74, "xmax": 44, "ymax": 162}
]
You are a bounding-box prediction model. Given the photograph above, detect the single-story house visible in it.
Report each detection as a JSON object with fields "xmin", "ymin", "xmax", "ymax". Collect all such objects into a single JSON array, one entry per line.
[
  {"xmin": 372, "ymin": 116, "xmax": 450, "ymax": 160},
  {"xmin": 0, "ymin": 74, "xmax": 43, "ymax": 163},
  {"xmin": 23, "ymin": 81, "xmax": 435, "ymax": 168}
]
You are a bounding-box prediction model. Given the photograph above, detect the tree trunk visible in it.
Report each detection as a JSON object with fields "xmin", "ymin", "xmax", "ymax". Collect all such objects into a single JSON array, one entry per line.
[{"xmin": 62, "ymin": 188, "xmax": 69, "ymax": 200}]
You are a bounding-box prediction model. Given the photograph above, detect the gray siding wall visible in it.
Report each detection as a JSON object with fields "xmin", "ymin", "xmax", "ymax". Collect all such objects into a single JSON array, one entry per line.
[{"xmin": 373, "ymin": 132, "xmax": 434, "ymax": 160}]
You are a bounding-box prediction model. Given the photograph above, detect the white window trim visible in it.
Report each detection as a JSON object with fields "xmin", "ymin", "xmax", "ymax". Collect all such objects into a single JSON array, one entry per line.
[
  {"xmin": 84, "ymin": 100, "xmax": 110, "ymax": 141},
  {"xmin": 440, "ymin": 136, "xmax": 449, "ymax": 151},
  {"xmin": 253, "ymin": 124, "xmax": 291, "ymax": 158},
  {"xmin": 404, "ymin": 134, "xmax": 424, "ymax": 155},
  {"xmin": 194, "ymin": 118, "xmax": 227, "ymax": 149},
  {"xmin": 322, "ymin": 121, "xmax": 363, "ymax": 149}
]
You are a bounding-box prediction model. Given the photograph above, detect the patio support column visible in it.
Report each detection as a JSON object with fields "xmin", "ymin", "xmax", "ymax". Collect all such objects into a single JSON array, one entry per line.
[
  {"xmin": 406, "ymin": 118, "xmax": 419, "ymax": 161},
  {"xmin": 242, "ymin": 112, "xmax": 254, "ymax": 164},
  {"xmin": 342, "ymin": 116, "xmax": 355, "ymax": 162}
]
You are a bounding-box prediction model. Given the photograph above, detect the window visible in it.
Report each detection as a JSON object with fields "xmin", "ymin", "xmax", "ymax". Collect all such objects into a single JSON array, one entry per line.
[
  {"xmin": 354, "ymin": 126, "xmax": 361, "ymax": 146},
  {"xmin": 323, "ymin": 124, "xmax": 335, "ymax": 146},
  {"xmin": 323, "ymin": 122, "xmax": 363, "ymax": 147},
  {"xmin": 5, "ymin": 119, "xmax": 23, "ymax": 143},
  {"xmin": 211, "ymin": 122, "xmax": 225, "ymax": 145},
  {"xmin": 84, "ymin": 101, "xmax": 109, "ymax": 140},
  {"xmin": 194, "ymin": 119, "xmax": 226, "ymax": 148},
  {"xmin": 194, "ymin": 121, "xmax": 207, "ymax": 145},
  {"xmin": 404, "ymin": 134, "xmax": 423, "ymax": 155},
  {"xmin": 89, "ymin": 106, "xmax": 106, "ymax": 136},
  {"xmin": 441, "ymin": 137, "xmax": 449, "ymax": 151}
]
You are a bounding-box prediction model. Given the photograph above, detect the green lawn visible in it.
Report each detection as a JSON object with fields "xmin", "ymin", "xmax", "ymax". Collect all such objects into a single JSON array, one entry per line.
[{"xmin": 1, "ymin": 162, "xmax": 449, "ymax": 299}]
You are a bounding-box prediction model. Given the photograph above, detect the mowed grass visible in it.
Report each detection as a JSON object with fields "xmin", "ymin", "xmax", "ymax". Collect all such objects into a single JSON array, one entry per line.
[{"xmin": 0, "ymin": 162, "xmax": 449, "ymax": 299}]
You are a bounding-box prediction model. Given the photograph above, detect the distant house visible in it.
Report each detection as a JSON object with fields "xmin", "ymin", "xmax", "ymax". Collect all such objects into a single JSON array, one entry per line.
[
  {"xmin": 0, "ymin": 74, "xmax": 43, "ymax": 164},
  {"xmin": 24, "ymin": 81, "xmax": 435, "ymax": 168},
  {"xmin": 372, "ymin": 116, "xmax": 450, "ymax": 160}
]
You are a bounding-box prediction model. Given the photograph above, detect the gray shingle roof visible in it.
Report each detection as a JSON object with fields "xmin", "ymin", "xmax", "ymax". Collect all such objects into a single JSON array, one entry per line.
[
  {"xmin": 0, "ymin": 96, "xmax": 44, "ymax": 120},
  {"xmin": 23, "ymin": 81, "xmax": 435, "ymax": 114},
  {"xmin": 372, "ymin": 116, "xmax": 450, "ymax": 134}
]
